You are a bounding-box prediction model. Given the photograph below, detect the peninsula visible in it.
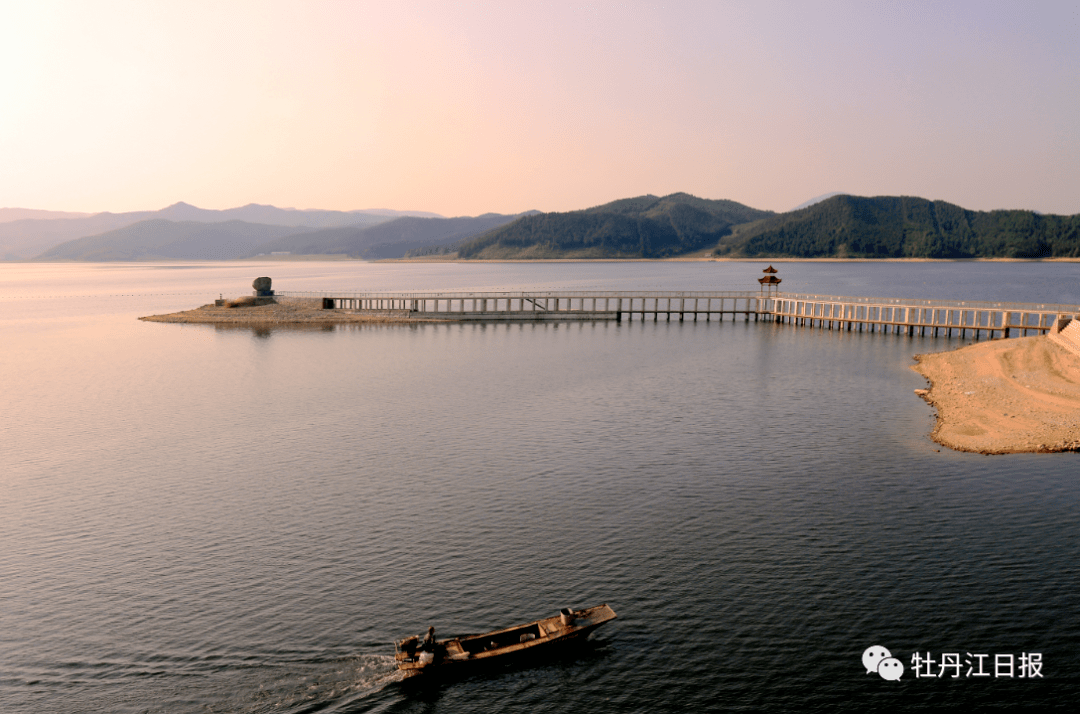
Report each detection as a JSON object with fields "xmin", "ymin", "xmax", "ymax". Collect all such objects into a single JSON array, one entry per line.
[
  {"xmin": 139, "ymin": 296, "xmax": 430, "ymax": 325},
  {"xmin": 912, "ymin": 335, "xmax": 1080, "ymax": 454}
]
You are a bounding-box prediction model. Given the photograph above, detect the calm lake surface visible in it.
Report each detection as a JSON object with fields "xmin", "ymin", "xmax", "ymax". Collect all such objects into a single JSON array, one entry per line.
[{"xmin": 2, "ymin": 260, "xmax": 1079, "ymax": 712}]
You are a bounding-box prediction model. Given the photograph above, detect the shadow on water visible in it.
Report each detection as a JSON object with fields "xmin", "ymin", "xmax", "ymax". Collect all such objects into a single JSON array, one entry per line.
[
  {"xmin": 209, "ymin": 323, "xmax": 338, "ymax": 338},
  {"xmin": 207, "ymin": 323, "xmax": 448, "ymax": 339}
]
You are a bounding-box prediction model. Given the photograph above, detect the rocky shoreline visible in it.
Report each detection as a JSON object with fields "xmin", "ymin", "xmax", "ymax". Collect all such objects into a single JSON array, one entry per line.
[{"xmin": 912, "ymin": 336, "xmax": 1080, "ymax": 454}]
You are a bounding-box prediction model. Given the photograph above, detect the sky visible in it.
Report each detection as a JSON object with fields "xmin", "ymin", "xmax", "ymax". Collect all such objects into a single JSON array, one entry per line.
[{"xmin": 1, "ymin": 1, "xmax": 1077, "ymax": 217}]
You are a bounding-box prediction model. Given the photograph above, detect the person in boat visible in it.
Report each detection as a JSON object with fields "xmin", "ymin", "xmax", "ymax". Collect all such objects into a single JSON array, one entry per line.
[{"xmin": 421, "ymin": 626, "xmax": 436, "ymax": 652}]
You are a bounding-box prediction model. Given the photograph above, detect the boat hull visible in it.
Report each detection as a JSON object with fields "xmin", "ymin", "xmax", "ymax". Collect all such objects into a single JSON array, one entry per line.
[{"xmin": 395, "ymin": 604, "xmax": 616, "ymax": 674}]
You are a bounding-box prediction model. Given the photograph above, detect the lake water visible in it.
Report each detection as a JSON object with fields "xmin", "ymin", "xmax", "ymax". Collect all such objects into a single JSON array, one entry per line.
[{"xmin": 2, "ymin": 260, "xmax": 1078, "ymax": 713}]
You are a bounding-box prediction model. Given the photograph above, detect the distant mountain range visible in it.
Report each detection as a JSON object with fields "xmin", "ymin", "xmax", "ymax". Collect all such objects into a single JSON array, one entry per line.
[
  {"xmin": 248, "ymin": 212, "xmax": 538, "ymax": 260},
  {"xmin": 37, "ymin": 220, "xmax": 305, "ymax": 261},
  {"xmin": 0, "ymin": 202, "xmax": 441, "ymax": 260},
  {"xmin": 6, "ymin": 194, "xmax": 1079, "ymax": 261},
  {"xmin": 28, "ymin": 204, "xmax": 531, "ymax": 262},
  {"xmin": 0, "ymin": 208, "xmax": 93, "ymax": 222}
]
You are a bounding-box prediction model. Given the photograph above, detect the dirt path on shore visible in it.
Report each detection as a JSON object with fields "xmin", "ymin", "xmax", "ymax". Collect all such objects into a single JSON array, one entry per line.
[{"xmin": 912, "ymin": 336, "xmax": 1080, "ymax": 454}]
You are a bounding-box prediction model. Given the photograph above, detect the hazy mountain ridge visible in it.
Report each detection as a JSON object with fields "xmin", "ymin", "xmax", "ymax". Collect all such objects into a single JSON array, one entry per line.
[
  {"xmin": 37, "ymin": 220, "xmax": 311, "ymax": 261},
  {"xmin": 251, "ymin": 212, "xmax": 536, "ymax": 259},
  {"xmin": 2, "ymin": 202, "xmax": 442, "ymax": 260},
  {"xmin": 457, "ymin": 193, "xmax": 774, "ymax": 259},
  {"xmin": 0, "ymin": 208, "xmax": 93, "ymax": 223},
  {"xmin": 719, "ymin": 195, "xmax": 1080, "ymax": 259},
  {"xmin": 150, "ymin": 202, "xmax": 441, "ymax": 227},
  {"xmin": 31, "ymin": 211, "xmax": 532, "ymax": 261},
  {"xmin": 3, "ymin": 213, "xmax": 160, "ymax": 260}
]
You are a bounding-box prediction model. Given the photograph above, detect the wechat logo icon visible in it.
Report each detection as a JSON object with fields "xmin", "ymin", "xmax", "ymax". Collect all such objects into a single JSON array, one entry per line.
[{"xmin": 863, "ymin": 645, "xmax": 904, "ymax": 681}]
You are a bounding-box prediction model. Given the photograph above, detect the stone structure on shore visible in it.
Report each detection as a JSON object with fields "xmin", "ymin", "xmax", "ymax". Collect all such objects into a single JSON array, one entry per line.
[
  {"xmin": 253, "ymin": 277, "xmax": 273, "ymax": 296},
  {"xmin": 1049, "ymin": 315, "xmax": 1080, "ymax": 358}
]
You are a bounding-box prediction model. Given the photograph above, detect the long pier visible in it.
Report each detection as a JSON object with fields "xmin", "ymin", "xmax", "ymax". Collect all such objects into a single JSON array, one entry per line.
[
  {"xmin": 276, "ymin": 290, "xmax": 1079, "ymax": 339},
  {"xmin": 770, "ymin": 293, "xmax": 1076, "ymax": 338}
]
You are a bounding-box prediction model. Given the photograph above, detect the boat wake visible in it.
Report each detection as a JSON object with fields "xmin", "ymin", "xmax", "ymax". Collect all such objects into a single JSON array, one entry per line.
[{"xmin": 203, "ymin": 653, "xmax": 404, "ymax": 714}]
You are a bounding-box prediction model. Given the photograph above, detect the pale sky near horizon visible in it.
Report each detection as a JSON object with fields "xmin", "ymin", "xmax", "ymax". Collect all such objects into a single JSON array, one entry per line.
[{"xmin": 1, "ymin": 1, "xmax": 1077, "ymax": 216}]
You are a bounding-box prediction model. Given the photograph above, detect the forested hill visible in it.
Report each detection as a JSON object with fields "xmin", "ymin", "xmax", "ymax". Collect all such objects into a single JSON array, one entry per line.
[
  {"xmin": 720, "ymin": 195, "xmax": 1080, "ymax": 259},
  {"xmin": 457, "ymin": 193, "xmax": 774, "ymax": 259}
]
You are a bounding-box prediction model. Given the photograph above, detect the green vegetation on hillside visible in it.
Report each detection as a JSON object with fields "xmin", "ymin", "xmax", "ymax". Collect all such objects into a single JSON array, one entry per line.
[
  {"xmin": 457, "ymin": 193, "xmax": 773, "ymax": 259},
  {"xmin": 718, "ymin": 195, "xmax": 1080, "ymax": 258}
]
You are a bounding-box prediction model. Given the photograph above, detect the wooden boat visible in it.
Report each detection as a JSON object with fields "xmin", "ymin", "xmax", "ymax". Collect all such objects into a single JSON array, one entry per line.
[{"xmin": 395, "ymin": 604, "xmax": 617, "ymax": 673}]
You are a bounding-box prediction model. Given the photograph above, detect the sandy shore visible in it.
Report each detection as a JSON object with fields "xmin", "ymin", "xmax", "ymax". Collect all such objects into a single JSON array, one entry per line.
[
  {"xmin": 912, "ymin": 336, "xmax": 1080, "ymax": 454},
  {"xmin": 139, "ymin": 297, "xmax": 434, "ymax": 325}
]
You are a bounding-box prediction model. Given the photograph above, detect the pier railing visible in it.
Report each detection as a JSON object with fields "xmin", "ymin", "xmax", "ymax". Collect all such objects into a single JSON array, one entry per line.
[
  {"xmin": 279, "ymin": 289, "xmax": 1080, "ymax": 314},
  {"xmin": 770, "ymin": 294, "xmax": 1078, "ymax": 338},
  {"xmin": 777, "ymin": 292, "xmax": 1080, "ymax": 315},
  {"xmin": 277, "ymin": 290, "xmax": 769, "ymax": 323},
  {"xmin": 273, "ymin": 290, "xmax": 1080, "ymax": 339},
  {"xmin": 278, "ymin": 290, "xmax": 766, "ymax": 300}
]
